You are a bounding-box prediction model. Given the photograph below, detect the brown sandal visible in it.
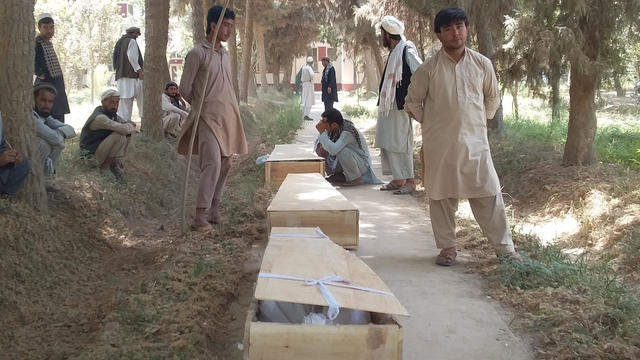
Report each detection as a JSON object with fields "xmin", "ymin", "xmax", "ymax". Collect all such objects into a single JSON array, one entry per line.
[
  {"xmin": 436, "ymin": 249, "xmax": 457, "ymax": 266},
  {"xmin": 380, "ymin": 182, "xmax": 402, "ymax": 191}
]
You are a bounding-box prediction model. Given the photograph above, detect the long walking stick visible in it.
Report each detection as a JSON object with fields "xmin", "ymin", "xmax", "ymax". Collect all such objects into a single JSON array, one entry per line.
[{"xmin": 181, "ymin": 0, "xmax": 230, "ymax": 235}]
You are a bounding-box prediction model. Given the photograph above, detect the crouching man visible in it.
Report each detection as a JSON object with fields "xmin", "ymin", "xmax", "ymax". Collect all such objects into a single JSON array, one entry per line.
[
  {"xmin": 79, "ymin": 89, "xmax": 137, "ymax": 179},
  {"xmin": 0, "ymin": 112, "xmax": 30, "ymax": 196},
  {"xmin": 33, "ymin": 84, "xmax": 76, "ymax": 192},
  {"xmin": 315, "ymin": 108, "xmax": 382, "ymax": 186},
  {"xmin": 162, "ymin": 81, "xmax": 189, "ymax": 138}
]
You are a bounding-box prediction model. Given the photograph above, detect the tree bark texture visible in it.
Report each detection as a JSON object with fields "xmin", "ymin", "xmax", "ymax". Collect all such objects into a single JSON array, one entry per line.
[
  {"xmin": 563, "ymin": 63, "xmax": 597, "ymax": 165},
  {"xmin": 281, "ymin": 55, "xmax": 293, "ymax": 92},
  {"xmin": 228, "ymin": 23, "xmax": 240, "ymax": 99},
  {"xmin": 239, "ymin": 0, "xmax": 254, "ymax": 103},
  {"xmin": 364, "ymin": 48, "xmax": 380, "ymax": 92},
  {"xmin": 255, "ymin": 23, "xmax": 268, "ymax": 88},
  {"xmin": 191, "ymin": 0, "xmax": 205, "ymax": 44},
  {"xmin": 272, "ymin": 56, "xmax": 281, "ymax": 89},
  {"xmin": 0, "ymin": 0, "xmax": 47, "ymax": 208},
  {"xmin": 549, "ymin": 53, "xmax": 562, "ymax": 122},
  {"xmin": 475, "ymin": 14, "xmax": 504, "ymax": 133},
  {"xmin": 142, "ymin": 0, "xmax": 170, "ymax": 140}
]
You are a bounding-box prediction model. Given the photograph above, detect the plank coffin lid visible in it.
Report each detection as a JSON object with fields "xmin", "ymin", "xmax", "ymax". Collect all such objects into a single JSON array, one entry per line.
[
  {"xmin": 266, "ymin": 143, "xmax": 324, "ymax": 162},
  {"xmin": 256, "ymin": 227, "xmax": 409, "ymax": 317},
  {"xmin": 267, "ymin": 173, "xmax": 358, "ymax": 213}
]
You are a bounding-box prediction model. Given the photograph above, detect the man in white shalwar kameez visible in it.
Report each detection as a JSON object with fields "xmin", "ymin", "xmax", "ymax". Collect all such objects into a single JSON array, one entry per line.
[
  {"xmin": 113, "ymin": 26, "xmax": 144, "ymax": 123},
  {"xmin": 375, "ymin": 15, "xmax": 422, "ymax": 195},
  {"xmin": 404, "ymin": 7, "xmax": 521, "ymax": 266},
  {"xmin": 300, "ymin": 56, "xmax": 315, "ymax": 120}
]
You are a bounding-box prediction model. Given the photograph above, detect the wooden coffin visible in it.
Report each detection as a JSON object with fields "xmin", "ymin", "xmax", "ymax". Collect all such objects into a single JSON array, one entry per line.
[
  {"xmin": 267, "ymin": 173, "xmax": 359, "ymax": 249},
  {"xmin": 265, "ymin": 144, "xmax": 325, "ymax": 187},
  {"xmin": 244, "ymin": 227, "xmax": 409, "ymax": 360}
]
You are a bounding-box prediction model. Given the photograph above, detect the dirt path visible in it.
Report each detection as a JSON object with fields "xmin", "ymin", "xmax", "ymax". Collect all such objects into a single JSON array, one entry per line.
[{"xmin": 300, "ymin": 94, "xmax": 534, "ymax": 360}]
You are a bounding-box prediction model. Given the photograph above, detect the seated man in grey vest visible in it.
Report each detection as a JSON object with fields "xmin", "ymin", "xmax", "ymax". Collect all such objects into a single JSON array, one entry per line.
[
  {"xmin": 315, "ymin": 108, "xmax": 382, "ymax": 186},
  {"xmin": 33, "ymin": 84, "xmax": 76, "ymax": 192},
  {"xmin": 0, "ymin": 112, "xmax": 30, "ymax": 196},
  {"xmin": 79, "ymin": 89, "xmax": 137, "ymax": 179}
]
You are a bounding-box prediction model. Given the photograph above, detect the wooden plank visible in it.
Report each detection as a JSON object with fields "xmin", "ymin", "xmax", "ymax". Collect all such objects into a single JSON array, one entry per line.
[
  {"xmin": 267, "ymin": 173, "xmax": 357, "ymax": 212},
  {"xmin": 267, "ymin": 143, "xmax": 323, "ymax": 162},
  {"xmin": 248, "ymin": 322, "xmax": 402, "ymax": 360},
  {"xmin": 265, "ymin": 161, "xmax": 324, "ymax": 187},
  {"xmin": 255, "ymin": 229, "xmax": 409, "ymax": 316},
  {"xmin": 268, "ymin": 210, "xmax": 358, "ymax": 248}
]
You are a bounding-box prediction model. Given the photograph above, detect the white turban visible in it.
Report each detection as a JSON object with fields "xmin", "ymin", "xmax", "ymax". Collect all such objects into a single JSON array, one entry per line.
[
  {"xmin": 381, "ymin": 15, "xmax": 405, "ymax": 35},
  {"xmin": 306, "ymin": 56, "xmax": 314, "ymax": 63},
  {"xmin": 38, "ymin": 13, "xmax": 53, "ymax": 21},
  {"xmin": 101, "ymin": 89, "xmax": 120, "ymax": 101}
]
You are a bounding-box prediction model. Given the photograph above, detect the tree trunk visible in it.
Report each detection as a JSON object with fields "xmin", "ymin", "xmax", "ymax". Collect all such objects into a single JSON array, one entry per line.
[
  {"xmin": 281, "ymin": 55, "xmax": 293, "ymax": 92},
  {"xmin": 191, "ymin": 0, "xmax": 204, "ymax": 44},
  {"xmin": 91, "ymin": 66, "xmax": 95, "ymax": 105},
  {"xmin": 272, "ymin": 57, "xmax": 281, "ymax": 89},
  {"xmin": 563, "ymin": 63, "xmax": 597, "ymax": 165},
  {"xmin": 228, "ymin": 19, "xmax": 240, "ymax": 100},
  {"xmin": 365, "ymin": 48, "xmax": 379, "ymax": 91},
  {"xmin": 511, "ymin": 83, "xmax": 519, "ymax": 119},
  {"xmin": 368, "ymin": 32, "xmax": 384, "ymax": 78},
  {"xmin": 142, "ymin": 0, "xmax": 169, "ymax": 140},
  {"xmin": 0, "ymin": 0, "xmax": 47, "ymax": 208},
  {"xmin": 475, "ymin": 17, "xmax": 504, "ymax": 133},
  {"xmin": 549, "ymin": 53, "xmax": 562, "ymax": 122},
  {"xmin": 614, "ymin": 74, "xmax": 625, "ymax": 97},
  {"xmin": 255, "ymin": 23, "xmax": 268, "ymax": 89},
  {"xmin": 239, "ymin": 0, "xmax": 254, "ymax": 103}
]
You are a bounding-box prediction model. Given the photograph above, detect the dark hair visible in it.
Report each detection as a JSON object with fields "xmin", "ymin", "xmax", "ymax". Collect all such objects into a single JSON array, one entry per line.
[
  {"xmin": 321, "ymin": 108, "xmax": 344, "ymax": 127},
  {"xmin": 380, "ymin": 27, "xmax": 402, "ymax": 41},
  {"xmin": 38, "ymin": 17, "xmax": 54, "ymax": 27},
  {"xmin": 34, "ymin": 84, "xmax": 57, "ymax": 98},
  {"xmin": 434, "ymin": 8, "xmax": 468, "ymax": 33},
  {"xmin": 206, "ymin": 6, "xmax": 235, "ymax": 35},
  {"xmin": 165, "ymin": 81, "xmax": 178, "ymax": 90}
]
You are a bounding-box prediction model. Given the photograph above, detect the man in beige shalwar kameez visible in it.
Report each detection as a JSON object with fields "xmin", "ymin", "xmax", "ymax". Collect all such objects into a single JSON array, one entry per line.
[
  {"xmin": 404, "ymin": 8, "xmax": 521, "ymax": 265},
  {"xmin": 178, "ymin": 5, "xmax": 248, "ymax": 231}
]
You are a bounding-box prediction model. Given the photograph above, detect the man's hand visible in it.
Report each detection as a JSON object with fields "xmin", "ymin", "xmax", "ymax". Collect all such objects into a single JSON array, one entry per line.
[
  {"xmin": 137, "ymin": 69, "xmax": 144, "ymax": 79},
  {"xmin": 14, "ymin": 151, "xmax": 23, "ymax": 164},
  {"xmin": 327, "ymin": 87, "xmax": 332, "ymax": 94},
  {"xmin": 406, "ymin": 110, "xmax": 415, "ymax": 120},
  {"xmin": 0, "ymin": 149, "xmax": 18, "ymax": 167},
  {"xmin": 315, "ymin": 120, "xmax": 328, "ymax": 133},
  {"xmin": 315, "ymin": 143, "xmax": 329, "ymax": 158}
]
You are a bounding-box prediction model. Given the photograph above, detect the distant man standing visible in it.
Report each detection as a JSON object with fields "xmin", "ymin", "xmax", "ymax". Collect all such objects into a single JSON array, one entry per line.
[
  {"xmin": 113, "ymin": 27, "xmax": 144, "ymax": 123},
  {"xmin": 80, "ymin": 89, "xmax": 137, "ymax": 179},
  {"xmin": 405, "ymin": 8, "xmax": 522, "ymax": 266},
  {"xmin": 178, "ymin": 5, "xmax": 248, "ymax": 231},
  {"xmin": 375, "ymin": 15, "xmax": 422, "ymax": 195},
  {"xmin": 321, "ymin": 56, "xmax": 338, "ymax": 111},
  {"xmin": 300, "ymin": 56, "xmax": 315, "ymax": 121},
  {"xmin": 34, "ymin": 13, "xmax": 70, "ymax": 123},
  {"xmin": 33, "ymin": 84, "xmax": 76, "ymax": 192}
]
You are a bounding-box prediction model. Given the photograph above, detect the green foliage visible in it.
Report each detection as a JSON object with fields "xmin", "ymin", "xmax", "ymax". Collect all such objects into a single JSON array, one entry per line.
[
  {"xmin": 595, "ymin": 127, "xmax": 640, "ymax": 167},
  {"xmin": 342, "ymin": 104, "xmax": 374, "ymax": 119},
  {"xmin": 258, "ymin": 99, "xmax": 304, "ymax": 146},
  {"xmin": 191, "ymin": 260, "xmax": 220, "ymax": 278}
]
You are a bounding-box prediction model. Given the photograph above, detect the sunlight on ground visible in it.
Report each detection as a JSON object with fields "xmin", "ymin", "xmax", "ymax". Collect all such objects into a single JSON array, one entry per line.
[{"xmin": 296, "ymin": 188, "xmax": 341, "ymax": 201}]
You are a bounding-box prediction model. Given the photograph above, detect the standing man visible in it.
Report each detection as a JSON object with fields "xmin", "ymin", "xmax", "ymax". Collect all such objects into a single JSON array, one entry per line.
[
  {"xmin": 0, "ymin": 113, "xmax": 30, "ymax": 196},
  {"xmin": 34, "ymin": 13, "xmax": 70, "ymax": 123},
  {"xmin": 300, "ymin": 56, "xmax": 315, "ymax": 121},
  {"xmin": 321, "ymin": 56, "xmax": 338, "ymax": 111},
  {"xmin": 405, "ymin": 8, "xmax": 521, "ymax": 266},
  {"xmin": 375, "ymin": 15, "xmax": 422, "ymax": 195},
  {"xmin": 113, "ymin": 27, "xmax": 144, "ymax": 123},
  {"xmin": 178, "ymin": 5, "xmax": 248, "ymax": 231},
  {"xmin": 79, "ymin": 89, "xmax": 137, "ymax": 180},
  {"xmin": 33, "ymin": 84, "xmax": 76, "ymax": 192}
]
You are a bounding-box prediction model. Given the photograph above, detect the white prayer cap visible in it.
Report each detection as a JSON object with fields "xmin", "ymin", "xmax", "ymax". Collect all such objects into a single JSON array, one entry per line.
[
  {"xmin": 381, "ymin": 15, "xmax": 405, "ymax": 35},
  {"xmin": 101, "ymin": 89, "xmax": 120, "ymax": 101},
  {"xmin": 38, "ymin": 13, "xmax": 53, "ymax": 21},
  {"xmin": 306, "ymin": 56, "xmax": 314, "ymax": 63}
]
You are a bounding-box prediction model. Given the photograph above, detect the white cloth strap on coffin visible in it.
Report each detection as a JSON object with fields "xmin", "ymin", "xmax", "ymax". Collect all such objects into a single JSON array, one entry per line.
[
  {"xmin": 269, "ymin": 228, "xmax": 329, "ymax": 239},
  {"xmin": 258, "ymin": 272, "xmax": 393, "ymax": 320}
]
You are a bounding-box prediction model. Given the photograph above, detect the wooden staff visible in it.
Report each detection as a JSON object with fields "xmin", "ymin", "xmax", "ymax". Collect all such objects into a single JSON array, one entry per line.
[{"xmin": 181, "ymin": 0, "xmax": 230, "ymax": 235}]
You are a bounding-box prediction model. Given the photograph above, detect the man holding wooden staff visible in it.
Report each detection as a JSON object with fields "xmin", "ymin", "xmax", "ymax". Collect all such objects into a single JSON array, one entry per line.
[{"xmin": 178, "ymin": 5, "xmax": 248, "ymax": 231}]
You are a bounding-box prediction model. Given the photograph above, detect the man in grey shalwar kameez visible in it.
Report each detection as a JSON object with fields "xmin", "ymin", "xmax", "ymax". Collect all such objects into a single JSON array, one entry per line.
[{"xmin": 375, "ymin": 15, "xmax": 422, "ymax": 195}]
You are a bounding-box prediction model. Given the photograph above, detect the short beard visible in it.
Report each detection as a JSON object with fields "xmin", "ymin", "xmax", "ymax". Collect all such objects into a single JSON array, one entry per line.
[
  {"xmin": 34, "ymin": 108, "xmax": 51, "ymax": 118},
  {"xmin": 382, "ymin": 36, "xmax": 391, "ymax": 49}
]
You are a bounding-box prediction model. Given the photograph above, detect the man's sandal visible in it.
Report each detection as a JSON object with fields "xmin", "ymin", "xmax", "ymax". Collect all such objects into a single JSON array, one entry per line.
[
  {"xmin": 380, "ymin": 182, "xmax": 402, "ymax": 191},
  {"xmin": 392, "ymin": 185, "xmax": 415, "ymax": 195},
  {"xmin": 436, "ymin": 249, "xmax": 457, "ymax": 266}
]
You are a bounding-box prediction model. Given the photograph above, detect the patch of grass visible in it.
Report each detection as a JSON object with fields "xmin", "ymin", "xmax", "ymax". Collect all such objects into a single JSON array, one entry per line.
[
  {"xmin": 258, "ymin": 98, "xmax": 304, "ymax": 146},
  {"xmin": 191, "ymin": 260, "xmax": 221, "ymax": 278},
  {"xmin": 118, "ymin": 297, "xmax": 156, "ymax": 331},
  {"xmin": 595, "ymin": 126, "xmax": 640, "ymax": 167}
]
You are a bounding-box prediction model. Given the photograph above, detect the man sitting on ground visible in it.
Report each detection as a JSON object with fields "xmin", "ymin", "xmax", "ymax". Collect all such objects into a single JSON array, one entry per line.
[
  {"xmin": 162, "ymin": 81, "xmax": 189, "ymax": 138},
  {"xmin": 33, "ymin": 84, "xmax": 76, "ymax": 192},
  {"xmin": 315, "ymin": 108, "xmax": 382, "ymax": 186},
  {"xmin": 0, "ymin": 112, "xmax": 30, "ymax": 196},
  {"xmin": 79, "ymin": 89, "xmax": 137, "ymax": 179}
]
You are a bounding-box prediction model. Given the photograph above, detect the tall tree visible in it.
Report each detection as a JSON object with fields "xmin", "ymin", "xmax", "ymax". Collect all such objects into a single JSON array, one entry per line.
[
  {"xmin": 142, "ymin": 0, "xmax": 170, "ymax": 140},
  {"xmin": 239, "ymin": 0, "xmax": 254, "ymax": 103},
  {"xmin": 0, "ymin": 0, "xmax": 47, "ymax": 208},
  {"xmin": 255, "ymin": 22, "xmax": 269, "ymax": 88},
  {"xmin": 191, "ymin": 0, "xmax": 205, "ymax": 44}
]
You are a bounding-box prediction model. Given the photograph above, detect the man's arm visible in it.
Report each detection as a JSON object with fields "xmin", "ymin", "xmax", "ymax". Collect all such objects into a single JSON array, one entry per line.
[
  {"xmin": 179, "ymin": 49, "xmax": 199, "ymax": 103},
  {"xmin": 317, "ymin": 131, "xmax": 355, "ymax": 156},
  {"xmin": 483, "ymin": 59, "xmax": 500, "ymax": 119},
  {"xmin": 406, "ymin": 46, "xmax": 423, "ymax": 73},
  {"xmin": 127, "ymin": 39, "xmax": 142, "ymax": 77},
  {"xmin": 34, "ymin": 114, "xmax": 64, "ymax": 147},
  {"xmin": 404, "ymin": 63, "xmax": 429, "ymax": 123},
  {"xmin": 162, "ymin": 94, "xmax": 189, "ymax": 117},
  {"xmin": 90, "ymin": 115, "xmax": 136, "ymax": 135}
]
